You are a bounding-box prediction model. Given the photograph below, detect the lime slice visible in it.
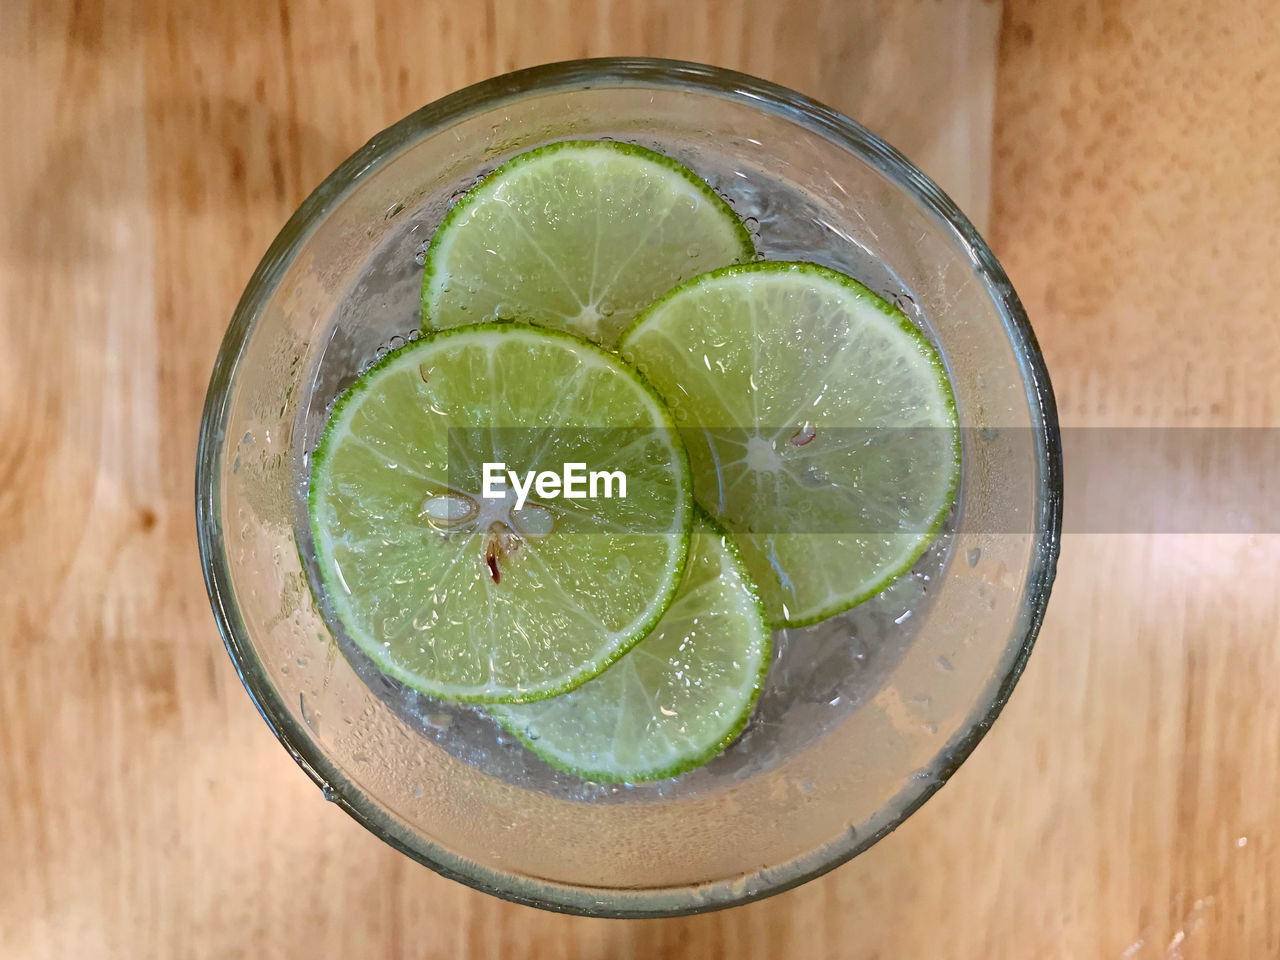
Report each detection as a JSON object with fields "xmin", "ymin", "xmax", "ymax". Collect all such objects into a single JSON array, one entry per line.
[
  {"xmin": 308, "ymin": 323, "xmax": 693, "ymax": 703},
  {"xmin": 421, "ymin": 140, "xmax": 753, "ymax": 347},
  {"xmin": 491, "ymin": 509, "xmax": 770, "ymax": 783},
  {"xmin": 619, "ymin": 262, "xmax": 959, "ymax": 627}
]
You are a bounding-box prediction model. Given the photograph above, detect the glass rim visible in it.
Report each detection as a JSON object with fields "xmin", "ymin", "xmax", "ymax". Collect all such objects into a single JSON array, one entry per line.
[{"xmin": 195, "ymin": 56, "xmax": 1063, "ymax": 918}]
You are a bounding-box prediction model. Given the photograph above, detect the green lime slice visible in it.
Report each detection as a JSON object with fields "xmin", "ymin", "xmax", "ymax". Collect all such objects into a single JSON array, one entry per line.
[
  {"xmin": 619, "ymin": 262, "xmax": 959, "ymax": 628},
  {"xmin": 308, "ymin": 323, "xmax": 693, "ymax": 703},
  {"xmin": 491, "ymin": 509, "xmax": 770, "ymax": 783},
  {"xmin": 421, "ymin": 140, "xmax": 753, "ymax": 348}
]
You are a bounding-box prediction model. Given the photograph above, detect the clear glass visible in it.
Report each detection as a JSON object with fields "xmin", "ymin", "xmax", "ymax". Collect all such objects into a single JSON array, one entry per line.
[{"xmin": 196, "ymin": 59, "xmax": 1061, "ymax": 917}]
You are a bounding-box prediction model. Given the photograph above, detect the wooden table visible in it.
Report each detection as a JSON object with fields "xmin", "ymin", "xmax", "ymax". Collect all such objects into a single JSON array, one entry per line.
[{"xmin": 3, "ymin": 1, "xmax": 1278, "ymax": 957}]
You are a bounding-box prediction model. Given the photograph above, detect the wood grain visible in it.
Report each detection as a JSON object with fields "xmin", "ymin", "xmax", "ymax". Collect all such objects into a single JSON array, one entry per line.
[{"xmin": 2, "ymin": 1, "xmax": 1278, "ymax": 958}]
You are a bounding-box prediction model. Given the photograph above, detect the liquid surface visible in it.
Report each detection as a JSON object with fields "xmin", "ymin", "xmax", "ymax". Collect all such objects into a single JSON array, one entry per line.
[{"xmin": 293, "ymin": 134, "xmax": 958, "ymax": 799}]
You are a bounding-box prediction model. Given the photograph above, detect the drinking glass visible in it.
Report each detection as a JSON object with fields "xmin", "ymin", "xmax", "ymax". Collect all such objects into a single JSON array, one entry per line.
[{"xmin": 196, "ymin": 58, "xmax": 1061, "ymax": 917}]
